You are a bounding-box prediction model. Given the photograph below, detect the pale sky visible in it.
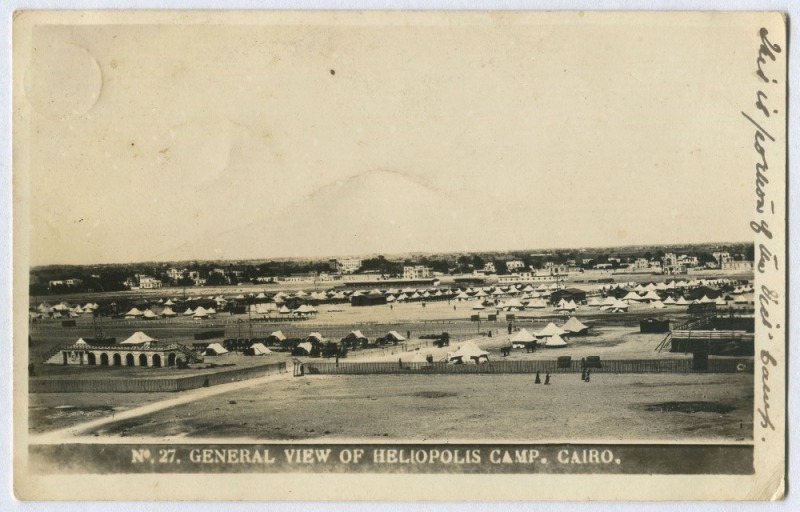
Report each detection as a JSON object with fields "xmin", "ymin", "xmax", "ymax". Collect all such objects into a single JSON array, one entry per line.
[{"xmin": 18, "ymin": 11, "xmax": 761, "ymax": 265}]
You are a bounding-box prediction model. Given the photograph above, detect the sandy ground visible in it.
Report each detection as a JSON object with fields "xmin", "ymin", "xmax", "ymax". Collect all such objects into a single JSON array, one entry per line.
[
  {"xmin": 27, "ymin": 290, "xmax": 754, "ymax": 442},
  {"xmin": 84, "ymin": 373, "xmax": 753, "ymax": 443}
]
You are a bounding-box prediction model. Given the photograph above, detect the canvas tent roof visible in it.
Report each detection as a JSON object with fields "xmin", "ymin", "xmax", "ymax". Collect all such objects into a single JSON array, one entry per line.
[
  {"xmin": 161, "ymin": 307, "xmax": 177, "ymax": 316},
  {"xmin": 205, "ymin": 343, "xmax": 228, "ymax": 355},
  {"xmin": 142, "ymin": 309, "xmax": 159, "ymax": 319},
  {"xmin": 125, "ymin": 307, "xmax": 144, "ymax": 317},
  {"xmin": 642, "ymin": 290, "xmax": 661, "ymax": 301},
  {"xmin": 562, "ymin": 317, "xmax": 589, "ymax": 333},
  {"xmin": 536, "ymin": 322, "xmax": 566, "ymax": 337},
  {"xmin": 447, "ymin": 341, "xmax": 489, "ymax": 363},
  {"xmin": 120, "ymin": 331, "xmax": 156, "ymax": 345},
  {"xmin": 543, "ymin": 333, "xmax": 568, "ymax": 347},
  {"xmin": 676, "ymin": 296, "xmax": 689, "ymax": 305},
  {"xmin": 246, "ymin": 343, "xmax": 271, "ymax": 355},
  {"xmin": 387, "ymin": 331, "xmax": 406, "ymax": 341},
  {"xmin": 510, "ymin": 328, "xmax": 536, "ymax": 343},
  {"xmin": 622, "ymin": 292, "xmax": 642, "ymax": 302}
]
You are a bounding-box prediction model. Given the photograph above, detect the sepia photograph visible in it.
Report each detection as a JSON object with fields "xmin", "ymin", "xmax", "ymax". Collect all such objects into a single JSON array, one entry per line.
[{"xmin": 10, "ymin": 8, "xmax": 788, "ymax": 502}]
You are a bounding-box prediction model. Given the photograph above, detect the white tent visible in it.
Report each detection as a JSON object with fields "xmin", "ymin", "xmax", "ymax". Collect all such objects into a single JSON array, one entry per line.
[
  {"xmin": 650, "ymin": 300, "xmax": 666, "ymax": 309},
  {"xmin": 622, "ymin": 292, "xmax": 642, "ymax": 303},
  {"xmin": 503, "ymin": 298, "xmax": 524, "ymax": 310},
  {"xmin": 642, "ymin": 290, "xmax": 661, "ymax": 302},
  {"xmin": 510, "ymin": 328, "xmax": 536, "ymax": 348},
  {"xmin": 245, "ymin": 343, "xmax": 272, "ymax": 356},
  {"xmin": 279, "ymin": 305, "xmax": 291, "ymax": 314},
  {"xmin": 205, "ymin": 343, "xmax": 228, "ymax": 355},
  {"xmin": 601, "ymin": 296, "xmax": 617, "ymax": 306},
  {"xmin": 675, "ymin": 296, "xmax": 689, "ymax": 305},
  {"xmin": 562, "ymin": 317, "xmax": 589, "ymax": 334},
  {"xmin": 447, "ymin": 341, "xmax": 490, "ymax": 364},
  {"xmin": 120, "ymin": 331, "xmax": 156, "ymax": 345},
  {"xmin": 307, "ymin": 332, "xmax": 327, "ymax": 343},
  {"xmin": 183, "ymin": 307, "xmax": 194, "ymax": 316},
  {"xmin": 163, "ymin": 299, "xmax": 175, "ymax": 306},
  {"xmin": 387, "ymin": 330, "xmax": 406, "ymax": 342},
  {"xmin": 715, "ymin": 296, "xmax": 728, "ymax": 305},
  {"xmin": 193, "ymin": 306, "xmax": 209, "ymax": 319},
  {"xmin": 699, "ymin": 295, "xmax": 714, "ymax": 304},
  {"xmin": 663, "ymin": 296, "xmax": 677, "ymax": 305},
  {"xmin": 526, "ymin": 299, "xmax": 547, "ymax": 309},
  {"xmin": 124, "ymin": 307, "xmax": 144, "ymax": 318},
  {"xmin": 296, "ymin": 342, "xmax": 313, "ymax": 355},
  {"xmin": 588, "ymin": 298, "xmax": 603, "ymax": 307},
  {"xmin": 161, "ymin": 307, "xmax": 177, "ymax": 317},
  {"xmin": 543, "ymin": 334, "xmax": 568, "ymax": 348},
  {"xmin": 535, "ymin": 322, "xmax": 566, "ymax": 338},
  {"xmin": 142, "ymin": 309, "xmax": 159, "ymax": 319},
  {"xmin": 472, "ymin": 302, "xmax": 486, "ymax": 310},
  {"xmin": 74, "ymin": 338, "xmax": 89, "ymax": 346}
]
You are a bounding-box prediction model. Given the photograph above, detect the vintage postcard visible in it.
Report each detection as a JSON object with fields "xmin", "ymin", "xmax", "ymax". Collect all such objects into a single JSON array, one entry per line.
[{"xmin": 11, "ymin": 9, "xmax": 787, "ymax": 501}]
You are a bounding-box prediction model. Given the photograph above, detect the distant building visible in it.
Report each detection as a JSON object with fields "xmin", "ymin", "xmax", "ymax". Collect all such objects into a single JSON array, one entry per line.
[
  {"xmin": 712, "ymin": 252, "xmax": 731, "ymax": 265},
  {"xmin": 721, "ymin": 260, "xmax": 753, "ymax": 271},
  {"xmin": 336, "ymin": 259, "xmax": 363, "ymax": 274},
  {"xmin": 482, "ymin": 262, "xmax": 496, "ymax": 274},
  {"xmin": 139, "ymin": 276, "xmax": 163, "ymax": 289},
  {"xmin": 633, "ymin": 258, "xmax": 649, "ymax": 270},
  {"xmin": 403, "ymin": 265, "xmax": 433, "ymax": 280},
  {"xmin": 281, "ymin": 274, "xmax": 315, "ymax": 283},
  {"xmin": 49, "ymin": 278, "xmax": 82, "ymax": 289},
  {"xmin": 662, "ymin": 253, "xmax": 686, "ymax": 275},
  {"xmin": 506, "ymin": 260, "xmax": 525, "ymax": 271},
  {"xmin": 166, "ymin": 268, "xmax": 185, "ymax": 281}
]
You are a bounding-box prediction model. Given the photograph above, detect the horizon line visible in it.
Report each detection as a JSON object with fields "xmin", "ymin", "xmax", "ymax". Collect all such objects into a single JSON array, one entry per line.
[{"xmin": 30, "ymin": 239, "xmax": 754, "ymax": 269}]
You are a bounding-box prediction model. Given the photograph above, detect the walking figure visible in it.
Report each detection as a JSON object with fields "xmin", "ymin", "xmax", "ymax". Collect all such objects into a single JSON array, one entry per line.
[
  {"xmin": 544, "ymin": 372, "xmax": 551, "ymax": 385},
  {"xmin": 535, "ymin": 370, "xmax": 541, "ymax": 384}
]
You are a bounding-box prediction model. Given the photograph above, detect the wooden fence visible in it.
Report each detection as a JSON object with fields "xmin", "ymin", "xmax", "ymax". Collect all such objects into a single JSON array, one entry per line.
[
  {"xmin": 299, "ymin": 358, "xmax": 753, "ymax": 376},
  {"xmin": 30, "ymin": 362, "xmax": 287, "ymax": 393}
]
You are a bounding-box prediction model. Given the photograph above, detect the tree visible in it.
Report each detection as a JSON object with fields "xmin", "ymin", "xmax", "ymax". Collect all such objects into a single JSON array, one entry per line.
[{"xmin": 205, "ymin": 273, "xmax": 228, "ymax": 286}]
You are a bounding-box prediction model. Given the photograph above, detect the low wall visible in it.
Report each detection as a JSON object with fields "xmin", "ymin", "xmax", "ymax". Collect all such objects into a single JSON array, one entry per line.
[
  {"xmin": 30, "ymin": 362, "xmax": 287, "ymax": 393},
  {"xmin": 300, "ymin": 358, "xmax": 753, "ymax": 376}
]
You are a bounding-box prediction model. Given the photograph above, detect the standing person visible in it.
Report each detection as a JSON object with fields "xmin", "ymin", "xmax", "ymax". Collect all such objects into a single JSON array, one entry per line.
[
  {"xmin": 508, "ymin": 323, "xmax": 513, "ymax": 335},
  {"xmin": 544, "ymin": 372, "xmax": 551, "ymax": 385},
  {"xmin": 535, "ymin": 370, "xmax": 541, "ymax": 384},
  {"xmin": 585, "ymin": 369, "xmax": 591, "ymax": 383},
  {"xmin": 407, "ymin": 330, "xmax": 411, "ymax": 340},
  {"xmin": 581, "ymin": 368, "xmax": 587, "ymax": 381},
  {"xmin": 398, "ymin": 358, "xmax": 403, "ymax": 369}
]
